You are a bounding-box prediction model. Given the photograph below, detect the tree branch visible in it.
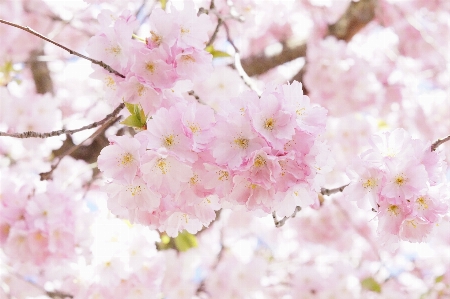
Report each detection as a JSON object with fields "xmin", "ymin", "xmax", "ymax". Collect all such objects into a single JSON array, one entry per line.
[
  {"xmin": 0, "ymin": 18, "xmax": 125, "ymax": 78},
  {"xmin": 431, "ymin": 134, "xmax": 450, "ymax": 152},
  {"xmin": 327, "ymin": 0, "xmax": 377, "ymax": 42},
  {"xmin": 272, "ymin": 206, "xmax": 302, "ymax": 228},
  {"xmin": 241, "ymin": 0, "xmax": 376, "ymax": 78},
  {"xmin": 320, "ymin": 184, "xmax": 349, "ymax": 196},
  {"xmin": 241, "ymin": 43, "xmax": 307, "ymax": 77},
  {"xmin": 40, "ymin": 115, "xmax": 120, "ymax": 180},
  {"xmin": 0, "ymin": 103, "xmax": 125, "ymax": 138},
  {"xmin": 29, "ymin": 49, "xmax": 54, "ymax": 94},
  {"xmin": 221, "ymin": 21, "xmax": 261, "ymax": 95}
]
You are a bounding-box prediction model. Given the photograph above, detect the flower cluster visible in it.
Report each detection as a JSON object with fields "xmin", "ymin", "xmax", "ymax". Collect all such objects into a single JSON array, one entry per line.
[
  {"xmin": 86, "ymin": 1, "xmax": 213, "ymax": 114},
  {"xmin": 345, "ymin": 128, "xmax": 449, "ymax": 243},
  {"xmin": 0, "ymin": 178, "xmax": 91, "ymax": 265},
  {"xmin": 98, "ymin": 81, "xmax": 331, "ymax": 236}
]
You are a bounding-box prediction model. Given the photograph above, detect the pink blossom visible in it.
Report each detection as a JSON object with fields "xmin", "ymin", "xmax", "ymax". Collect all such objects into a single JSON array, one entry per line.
[
  {"xmin": 179, "ymin": 101, "xmax": 216, "ymax": 152},
  {"xmin": 146, "ymin": 8, "xmax": 178, "ymax": 50},
  {"xmin": 140, "ymin": 150, "xmax": 193, "ymax": 194},
  {"xmin": 282, "ymin": 80, "xmax": 327, "ymax": 135},
  {"xmin": 171, "ymin": 0, "xmax": 213, "ymax": 49},
  {"xmin": 381, "ymin": 159, "xmax": 428, "ymax": 202},
  {"xmin": 344, "ymin": 163, "xmax": 384, "ymax": 209},
  {"xmin": 229, "ymin": 175, "xmax": 274, "ymax": 212},
  {"xmin": 191, "ymin": 194, "xmax": 221, "ymax": 225},
  {"xmin": 273, "ymin": 184, "xmax": 316, "ymax": 218},
  {"xmin": 377, "ymin": 201, "xmax": 410, "ymax": 236},
  {"xmin": 248, "ymin": 91, "xmax": 297, "ymax": 150},
  {"xmin": 212, "ymin": 114, "xmax": 267, "ymax": 169},
  {"xmin": 117, "ymin": 76, "xmax": 162, "ymax": 114},
  {"xmin": 200, "ymin": 163, "xmax": 235, "ymax": 199},
  {"xmin": 97, "ymin": 135, "xmax": 141, "ymax": 183},
  {"xmin": 239, "ymin": 147, "xmax": 281, "ymax": 189},
  {"xmin": 131, "ymin": 47, "xmax": 178, "ymax": 90},
  {"xmin": 86, "ymin": 17, "xmax": 135, "ymax": 71},
  {"xmin": 399, "ymin": 216, "xmax": 434, "ymax": 243},
  {"xmin": 139, "ymin": 106, "xmax": 197, "ymax": 162},
  {"xmin": 174, "ymin": 47, "xmax": 213, "ymax": 82},
  {"xmin": 162, "ymin": 211, "xmax": 203, "ymax": 237},
  {"xmin": 107, "ymin": 177, "xmax": 161, "ymax": 213}
]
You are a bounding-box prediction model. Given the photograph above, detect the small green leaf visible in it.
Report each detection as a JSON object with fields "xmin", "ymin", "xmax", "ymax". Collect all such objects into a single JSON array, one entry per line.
[
  {"xmin": 361, "ymin": 277, "xmax": 382, "ymax": 293},
  {"xmin": 138, "ymin": 108, "xmax": 147, "ymax": 124},
  {"xmin": 160, "ymin": 0, "xmax": 167, "ymax": 10},
  {"xmin": 174, "ymin": 231, "xmax": 198, "ymax": 252},
  {"xmin": 121, "ymin": 115, "xmax": 144, "ymax": 128},
  {"xmin": 205, "ymin": 45, "xmax": 231, "ymax": 58},
  {"xmin": 435, "ymin": 274, "xmax": 445, "ymax": 283},
  {"xmin": 125, "ymin": 102, "xmax": 136, "ymax": 114},
  {"xmin": 122, "ymin": 102, "xmax": 147, "ymax": 129}
]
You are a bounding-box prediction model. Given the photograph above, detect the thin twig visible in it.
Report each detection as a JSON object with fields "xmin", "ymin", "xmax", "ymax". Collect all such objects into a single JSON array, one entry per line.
[
  {"xmin": 320, "ymin": 184, "xmax": 349, "ymax": 196},
  {"xmin": 221, "ymin": 22, "xmax": 261, "ymax": 95},
  {"xmin": 0, "ymin": 18, "xmax": 125, "ymax": 78},
  {"xmin": 206, "ymin": 18, "xmax": 223, "ymax": 47},
  {"xmin": 39, "ymin": 115, "xmax": 121, "ymax": 180},
  {"xmin": 188, "ymin": 90, "xmax": 202, "ymax": 103},
  {"xmin": 272, "ymin": 206, "xmax": 302, "ymax": 228},
  {"xmin": 0, "ymin": 103, "xmax": 125, "ymax": 138},
  {"xmin": 431, "ymin": 134, "xmax": 450, "ymax": 151}
]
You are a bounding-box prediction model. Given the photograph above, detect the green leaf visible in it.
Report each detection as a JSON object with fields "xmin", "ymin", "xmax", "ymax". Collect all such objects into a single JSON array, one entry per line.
[
  {"xmin": 122, "ymin": 102, "xmax": 147, "ymax": 129},
  {"xmin": 121, "ymin": 115, "xmax": 144, "ymax": 128},
  {"xmin": 160, "ymin": 0, "xmax": 167, "ymax": 10},
  {"xmin": 361, "ymin": 277, "xmax": 382, "ymax": 293},
  {"xmin": 138, "ymin": 108, "xmax": 147, "ymax": 124},
  {"xmin": 125, "ymin": 102, "xmax": 136, "ymax": 114},
  {"xmin": 205, "ymin": 45, "xmax": 231, "ymax": 58},
  {"xmin": 435, "ymin": 274, "xmax": 445, "ymax": 283},
  {"xmin": 174, "ymin": 231, "xmax": 198, "ymax": 252}
]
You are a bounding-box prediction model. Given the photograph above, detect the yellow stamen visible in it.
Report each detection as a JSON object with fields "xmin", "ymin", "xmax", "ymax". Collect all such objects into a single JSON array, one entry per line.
[
  {"xmin": 106, "ymin": 45, "xmax": 121, "ymax": 55},
  {"xmin": 362, "ymin": 178, "xmax": 377, "ymax": 189},
  {"xmin": 234, "ymin": 137, "xmax": 249, "ymax": 149},
  {"xmin": 119, "ymin": 153, "xmax": 134, "ymax": 166},
  {"xmin": 156, "ymin": 158, "xmax": 168, "ymax": 174},
  {"xmin": 416, "ymin": 197, "xmax": 429, "ymax": 210},
  {"xmin": 217, "ymin": 170, "xmax": 229, "ymax": 181},
  {"xmin": 387, "ymin": 205, "xmax": 400, "ymax": 216},
  {"xmin": 163, "ymin": 135, "xmax": 175, "ymax": 148},
  {"xmin": 181, "ymin": 55, "xmax": 195, "ymax": 63},
  {"xmin": 150, "ymin": 31, "xmax": 162, "ymax": 46},
  {"xmin": 145, "ymin": 62, "xmax": 155, "ymax": 73},
  {"xmin": 126, "ymin": 185, "xmax": 143, "ymax": 196},
  {"xmin": 190, "ymin": 175, "xmax": 199, "ymax": 186},
  {"xmin": 263, "ymin": 118, "xmax": 275, "ymax": 131},
  {"xmin": 394, "ymin": 174, "xmax": 406, "ymax": 186},
  {"xmin": 253, "ymin": 155, "xmax": 266, "ymax": 168}
]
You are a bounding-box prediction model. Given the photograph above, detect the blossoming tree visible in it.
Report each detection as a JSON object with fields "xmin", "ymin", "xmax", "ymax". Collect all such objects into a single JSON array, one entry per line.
[{"xmin": 0, "ymin": 0, "xmax": 449, "ymax": 298}]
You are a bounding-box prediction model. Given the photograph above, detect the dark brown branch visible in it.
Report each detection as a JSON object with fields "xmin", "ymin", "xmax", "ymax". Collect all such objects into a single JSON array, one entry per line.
[
  {"xmin": 29, "ymin": 49, "xmax": 54, "ymax": 94},
  {"xmin": 46, "ymin": 290, "xmax": 73, "ymax": 299},
  {"xmin": 241, "ymin": 43, "xmax": 307, "ymax": 77},
  {"xmin": 431, "ymin": 135, "xmax": 450, "ymax": 152},
  {"xmin": 0, "ymin": 18, "xmax": 125, "ymax": 78},
  {"xmin": 327, "ymin": 0, "xmax": 377, "ymax": 42},
  {"xmin": 188, "ymin": 90, "xmax": 203, "ymax": 104},
  {"xmin": 0, "ymin": 103, "xmax": 125, "ymax": 138},
  {"xmin": 206, "ymin": 18, "xmax": 223, "ymax": 47},
  {"xmin": 242, "ymin": 0, "xmax": 376, "ymax": 78},
  {"xmin": 321, "ymin": 184, "xmax": 349, "ymax": 196},
  {"xmin": 40, "ymin": 115, "xmax": 120, "ymax": 180}
]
